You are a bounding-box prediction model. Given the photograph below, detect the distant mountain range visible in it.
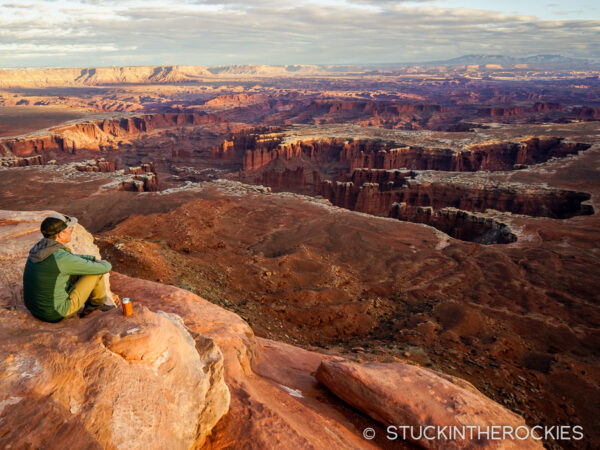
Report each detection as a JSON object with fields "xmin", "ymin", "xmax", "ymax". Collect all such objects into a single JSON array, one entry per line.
[{"xmin": 417, "ymin": 54, "xmax": 597, "ymax": 67}]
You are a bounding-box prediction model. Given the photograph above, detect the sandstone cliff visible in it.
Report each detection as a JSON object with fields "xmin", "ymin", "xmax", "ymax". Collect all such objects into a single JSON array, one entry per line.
[
  {"xmin": 0, "ymin": 155, "xmax": 46, "ymax": 168},
  {"xmin": 119, "ymin": 163, "xmax": 160, "ymax": 192},
  {"xmin": 0, "ymin": 65, "xmax": 332, "ymax": 89},
  {"xmin": 315, "ymin": 175, "xmax": 592, "ymax": 220},
  {"xmin": 0, "ymin": 210, "xmax": 542, "ymax": 448},
  {"xmin": 0, "ymin": 66, "xmax": 213, "ymax": 88},
  {"xmin": 0, "ymin": 113, "xmax": 220, "ymax": 158},
  {"xmin": 213, "ymin": 134, "xmax": 591, "ymax": 176},
  {"xmin": 74, "ymin": 158, "xmax": 117, "ymax": 173}
]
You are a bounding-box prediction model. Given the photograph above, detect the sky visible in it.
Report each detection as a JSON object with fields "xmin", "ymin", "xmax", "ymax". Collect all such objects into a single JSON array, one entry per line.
[{"xmin": 0, "ymin": 0, "xmax": 599, "ymax": 68}]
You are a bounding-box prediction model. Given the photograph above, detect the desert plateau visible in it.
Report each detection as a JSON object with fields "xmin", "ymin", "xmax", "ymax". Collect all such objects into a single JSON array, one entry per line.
[{"xmin": 1, "ymin": 55, "xmax": 599, "ymax": 449}]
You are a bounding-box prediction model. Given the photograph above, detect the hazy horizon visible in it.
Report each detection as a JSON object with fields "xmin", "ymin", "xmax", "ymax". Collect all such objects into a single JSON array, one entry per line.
[
  {"xmin": 1, "ymin": 0, "xmax": 599, "ymax": 68},
  {"xmin": 1, "ymin": 54, "xmax": 599, "ymax": 71}
]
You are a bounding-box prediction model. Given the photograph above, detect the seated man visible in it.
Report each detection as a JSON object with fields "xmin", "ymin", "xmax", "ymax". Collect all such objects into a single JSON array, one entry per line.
[{"xmin": 23, "ymin": 213, "xmax": 114, "ymax": 322}]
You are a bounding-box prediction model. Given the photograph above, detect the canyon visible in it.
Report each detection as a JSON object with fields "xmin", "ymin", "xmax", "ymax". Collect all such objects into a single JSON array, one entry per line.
[{"xmin": 0, "ymin": 64, "xmax": 598, "ymax": 448}]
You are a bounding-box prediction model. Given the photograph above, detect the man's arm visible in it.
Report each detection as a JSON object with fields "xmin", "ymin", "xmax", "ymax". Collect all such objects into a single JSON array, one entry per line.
[
  {"xmin": 72, "ymin": 253, "xmax": 96, "ymax": 262},
  {"xmin": 55, "ymin": 250, "xmax": 112, "ymax": 275}
]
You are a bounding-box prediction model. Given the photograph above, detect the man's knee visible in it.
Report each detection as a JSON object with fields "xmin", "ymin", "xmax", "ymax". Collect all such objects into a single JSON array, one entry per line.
[{"xmin": 80, "ymin": 274, "xmax": 103, "ymax": 286}]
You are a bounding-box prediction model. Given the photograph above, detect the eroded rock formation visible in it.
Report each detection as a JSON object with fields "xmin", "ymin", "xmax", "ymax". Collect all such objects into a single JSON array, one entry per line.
[
  {"xmin": 0, "ymin": 113, "xmax": 221, "ymax": 157},
  {"xmin": 0, "ymin": 155, "xmax": 45, "ymax": 168},
  {"xmin": 214, "ymin": 133, "xmax": 591, "ymax": 176},
  {"xmin": 74, "ymin": 158, "xmax": 117, "ymax": 172},
  {"xmin": 349, "ymin": 138, "xmax": 590, "ymax": 172},
  {"xmin": 92, "ymin": 183, "xmax": 600, "ymax": 447},
  {"xmin": 316, "ymin": 174, "xmax": 592, "ymax": 220},
  {"xmin": 118, "ymin": 164, "xmax": 159, "ymax": 192},
  {"xmin": 391, "ymin": 204, "xmax": 517, "ymax": 244},
  {"xmin": 127, "ymin": 162, "xmax": 157, "ymax": 176},
  {"xmin": 0, "ymin": 63, "xmax": 598, "ymax": 448},
  {"xmin": 118, "ymin": 173, "xmax": 159, "ymax": 192},
  {"xmin": 111, "ymin": 272, "xmax": 543, "ymax": 449},
  {"xmin": 211, "ymin": 130, "xmax": 595, "ymax": 244},
  {"xmin": 0, "ymin": 307, "xmax": 228, "ymax": 449},
  {"xmin": 0, "ymin": 66, "xmax": 214, "ymax": 88}
]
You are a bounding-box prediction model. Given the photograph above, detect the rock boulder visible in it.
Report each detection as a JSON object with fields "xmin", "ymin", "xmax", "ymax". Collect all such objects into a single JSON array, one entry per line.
[{"xmin": 316, "ymin": 359, "xmax": 542, "ymax": 449}]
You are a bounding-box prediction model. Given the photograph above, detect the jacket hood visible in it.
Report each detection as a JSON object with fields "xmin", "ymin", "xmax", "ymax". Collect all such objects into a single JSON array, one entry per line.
[{"xmin": 28, "ymin": 238, "xmax": 66, "ymax": 263}]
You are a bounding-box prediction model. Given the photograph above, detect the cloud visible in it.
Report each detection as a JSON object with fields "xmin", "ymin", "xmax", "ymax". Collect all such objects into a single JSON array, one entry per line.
[{"xmin": 0, "ymin": 0, "xmax": 599, "ymax": 67}]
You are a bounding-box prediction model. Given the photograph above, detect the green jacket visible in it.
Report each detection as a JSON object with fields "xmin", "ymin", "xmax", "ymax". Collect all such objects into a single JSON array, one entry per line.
[{"xmin": 23, "ymin": 238, "xmax": 112, "ymax": 322}]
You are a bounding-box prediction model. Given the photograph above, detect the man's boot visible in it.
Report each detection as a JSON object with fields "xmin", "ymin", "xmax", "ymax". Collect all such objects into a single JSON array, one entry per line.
[{"xmin": 79, "ymin": 298, "xmax": 116, "ymax": 318}]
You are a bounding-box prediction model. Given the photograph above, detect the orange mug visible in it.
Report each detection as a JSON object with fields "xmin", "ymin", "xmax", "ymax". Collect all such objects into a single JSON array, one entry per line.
[{"xmin": 122, "ymin": 298, "xmax": 133, "ymax": 316}]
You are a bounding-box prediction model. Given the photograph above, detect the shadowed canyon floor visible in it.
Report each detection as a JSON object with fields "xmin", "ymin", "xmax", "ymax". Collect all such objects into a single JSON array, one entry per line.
[{"xmin": 0, "ymin": 65, "xmax": 599, "ymax": 448}]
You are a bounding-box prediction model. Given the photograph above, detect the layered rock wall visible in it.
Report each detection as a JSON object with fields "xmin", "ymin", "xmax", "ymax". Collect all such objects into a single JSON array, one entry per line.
[
  {"xmin": 215, "ymin": 134, "xmax": 590, "ymax": 176},
  {"xmin": 212, "ymin": 136, "xmax": 389, "ymax": 171},
  {"xmin": 572, "ymin": 106, "xmax": 600, "ymax": 120},
  {"xmin": 210, "ymin": 130, "xmax": 282, "ymax": 164},
  {"xmin": 351, "ymin": 138, "xmax": 590, "ymax": 172},
  {"xmin": 256, "ymin": 166, "xmax": 308, "ymax": 192},
  {"xmin": 347, "ymin": 168, "xmax": 414, "ymax": 188},
  {"xmin": 390, "ymin": 203, "xmax": 517, "ymax": 244},
  {"xmin": 299, "ymin": 100, "xmax": 445, "ymax": 129},
  {"xmin": 0, "ymin": 113, "xmax": 219, "ymax": 157},
  {"xmin": 0, "ymin": 155, "xmax": 46, "ymax": 168},
  {"xmin": 74, "ymin": 158, "xmax": 117, "ymax": 172},
  {"xmin": 0, "ymin": 66, "xmax": 214, "ymax": 88},
  {"xmin": 119, "ymin": 163, "xmax": 160, "ymax": 192},
  {"xmin": 316, "ymin": 175, "xmax": 592, "ymax": 220}
]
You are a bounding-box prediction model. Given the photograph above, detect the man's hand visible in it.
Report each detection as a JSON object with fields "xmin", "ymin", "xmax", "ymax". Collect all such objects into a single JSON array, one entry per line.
[{"xmin": 94, "ymin": 256, "xmax": 101, "ymax": 262}]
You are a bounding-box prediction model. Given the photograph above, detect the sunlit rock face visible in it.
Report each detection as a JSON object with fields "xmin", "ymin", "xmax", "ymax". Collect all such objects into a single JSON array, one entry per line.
[{"xmin": 316, "ymin": 359, "xmax": 542, "ymax": 449}]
